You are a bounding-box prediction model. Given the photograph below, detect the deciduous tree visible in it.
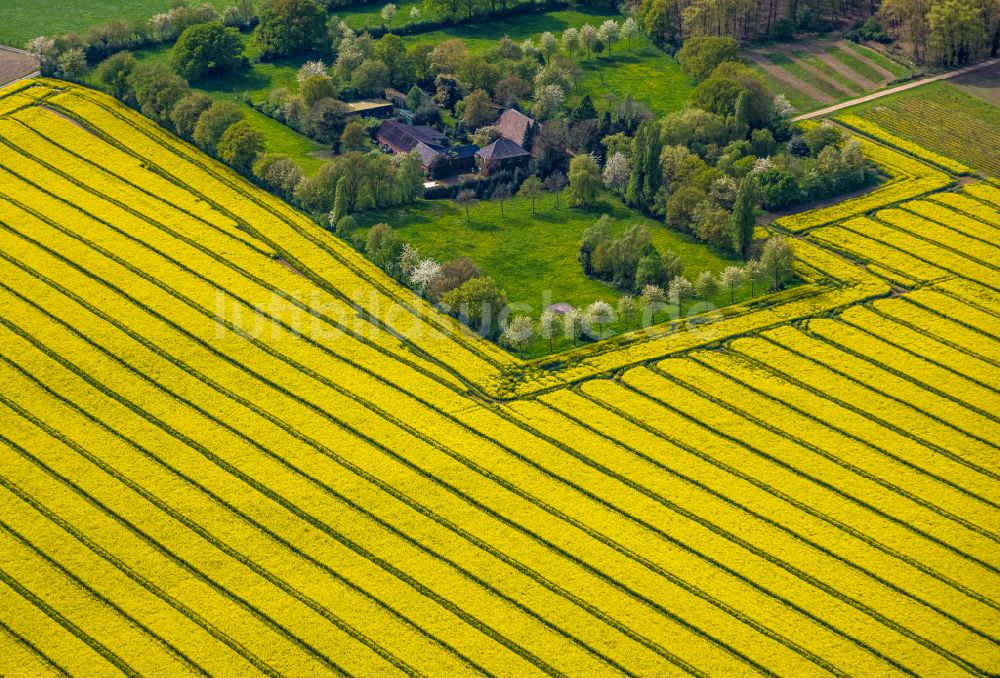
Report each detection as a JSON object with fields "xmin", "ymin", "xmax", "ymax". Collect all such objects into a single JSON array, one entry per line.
[
  {"xmin": 518, "ymin": 175, "xmax": 544, "ymax": 213},
  {"xmin": 640, "ymin": 284, "xmax": 666, "ymax": 322},
  {"xmin": 217, "ymin": 120, "xmax": 264, "ymax": 172},
  {"xmin": 694, "ymin": 269, "xmax": 717, "ymax": 303},
  {"xmin": 255, "ymin": 0, "xmax": 328, "ymax": 58},
  {"xmin": 718, "ymin": 265, "xmax": 745, "ymax": 303},
  {"xmin": 676, "ymin": 36, "xmax": 738, "ymax": 80},
  {"xmin": 340, "ymin": 119, "xmax": 369, "ymax": 152},
  {"xmin": 171, "ymin": 22, "xmax": 243, "ymax": 80},
  {"xmin": 538, "ymin": 309, "xmax": 560, "ymax": 352},
  {"xmin": 567, "ymin": 154, "xmax": 601, "ymax": 207},
  {"xmin": 501, "ymin": 315, "xmax": 535, "ymax": 357},
  {"xmin": 171, "ymin": 92, "xmax": 213, "ymax": 138},
  {"xmin": 460, "ymin": 89, "xmax": 496, "ymax": 128},
  {"xmin": 761, "ymin": 235, "xmax": 792, "ymax": 290},
  {"xmin": 194, "ymin": 100, "xmax": 243, "ymax": 151},
  {"xmin": 617, "ymin": 294, "xmax": 637, "ymax": 330},
  {"xmin": 668, "ymin": 275, "xmax": 694, "ymax": 315},
  {"xmin": 456, "ymin": 189, "xmax": 478, "ymax": 224},
  {"xmin": 381, "ymin": 3, "xmax": 397, "ymax": 28},
  {"xmin": 544, "ymin": 170, "xmax": 568, "ymax": 209}
]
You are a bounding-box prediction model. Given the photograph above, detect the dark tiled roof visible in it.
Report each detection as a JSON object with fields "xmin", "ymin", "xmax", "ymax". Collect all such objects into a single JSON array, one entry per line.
[
  {"xmin": 445, "ymin": 144, "xmax": 479, "ymax": 159},
  {"xmin": 375, "ymin": 120, "xmax": 448, "ymax": 152},
  {"xmin": 412, "ymin": 141, "xmax": 441, "ymax": 167},
  {"xmin": 495, "ymin": 108, "xmax": 535, "ymax": 147},
  {"xmin": 476, "ymin": 137, "xmax": 530, "ymax": 161}
]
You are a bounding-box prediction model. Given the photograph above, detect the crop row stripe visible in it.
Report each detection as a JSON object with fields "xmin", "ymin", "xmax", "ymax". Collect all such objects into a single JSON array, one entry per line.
[
  {"xmin": 0, "ymin": 122, "xmax": 466, "ymax": 397},
  {"xmin": 913, "ymin": 284, "xmax": 1000, "ymax": 329},
  {"xmin": 6, "ymin": 111, "xmax": 275, "ymax": 256},
  {"xmin": 0, "ymin": 166, "xmax": 804, "ymax": 678},
  {"xmin": 637, "ymin": 362, "xmax": 1000, "ymax": 630},
  {"xmin": 839, "ymin": 305, "xmax": 1000, "ymax": 393},
  {"xmin": 0, "ymin": 235, "xmax": 688, "ymax": 678},
  {"xmin": 731, "ymin": 334, "xmax": 1000, "ymax": 488},
  {"xmin": 6, "ymin": 106, "xmax": 482, "ymax": 394},
  {"xmin": 867, "ymin": 211, "xmax": 1000, "ymax": 276},
  {"xmin": 757, "ymin": 329, "xmax": 1000, "ymax": 475},
  {"xmin": 681, "ymin": 350, "xmax": 1000, "ymax": 557},
  {"xmin": 0, "ymin": 519, "xmax": 207, "ymax": 676},
  {"xmin": 571, "ymin": 383, "xmax": 943, "ymax": 676},
  {"xmin": 0, "ymin": 428, "xmax": 275, "ymax": 676},
  {"xmin": 0, "ymin": 558, "xmax": 120, "ymax": 677},
  {"xmin": 0, "ymin": 368, "xmax": 475, "ymax": 676},
  {"xmin": 0, "ymin": 424, "xmax": 355, "ymax": 677},
  {"xmin": 0, "ymin": 265, "xmax": 582, "ymax": 677},
  {"xmin": 802, "ymin": 318, "xmax": 1000, "ymax": 423},
  {"xmin": 837, "ymin": 217, "xmax": 1000, "ymax": 291},
  {"xmin": 0, "ymin": 565, "xmax": 136, "ymax": 676},
  {"xmin": 0, "ymin": 616, "xmax": 69, "ymax": 677},
  {"xmin": 900, "ymin": 201, "xmax": 1000, "ymax": 248},
  {"xmin": 612, "ymin": 373, "xmax": 996, "ymax": 674},
  {"xmin": 525, "ymin": 389, "xmax": 1000, "ymax": 664},
  {"xmin": 0, "ymin": 345, "xmax": 502, "ymax": 677},
  {"xmin": 807, "ymin": 225, "xmax": 948, "ymax": 287},
  {"xmin": 870, "ymin": 298, "xmax": 1000, "ymax": 369}
]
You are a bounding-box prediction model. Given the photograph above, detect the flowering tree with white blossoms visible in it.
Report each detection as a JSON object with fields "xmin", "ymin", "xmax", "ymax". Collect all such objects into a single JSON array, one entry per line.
[{"xmin": 409, "ymin": 258, "xmax": 442, "ymax": 293}]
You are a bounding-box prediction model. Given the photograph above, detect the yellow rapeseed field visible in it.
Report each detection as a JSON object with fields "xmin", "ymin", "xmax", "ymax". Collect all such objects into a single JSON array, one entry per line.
[{"xmin": 0, "ymin": 79, "xmax": 998, "ymax": 676}]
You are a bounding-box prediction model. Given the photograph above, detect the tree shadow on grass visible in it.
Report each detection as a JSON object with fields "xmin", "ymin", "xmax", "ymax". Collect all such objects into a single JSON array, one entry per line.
[
  {"xmin": 465, "ymin": 218, "xmax": 499, "ymax": 232},
  {"xmin": 192, "ymin": 67, "xmax": 274, "ymax": 95}
]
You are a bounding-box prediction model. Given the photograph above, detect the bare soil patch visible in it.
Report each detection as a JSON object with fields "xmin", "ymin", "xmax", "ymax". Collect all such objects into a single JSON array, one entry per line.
[
  {"xmin": 834, "ymin": 42, "xmax": 895, "ymax": 82},
  {"xmin": 39, "ymin": 105, "xmax": 98, "ymax": 136},
  {"xmin": 0, "ymin": 46, "xmax": 38, "ymax": 87},
  {"xmin": 807, "ymin": 43, "xmax": 880, "ymax": 89},
  {"xmin": 950, "ymin": 61, "xmax": 1000, "ymax": 107},
  {"xmin": 275, "ymin": 255, "xmax": 308, "ymax": 278},
  {"xmin": 746, "ymin": 51, "xmax": 834, "ymax": 104}
]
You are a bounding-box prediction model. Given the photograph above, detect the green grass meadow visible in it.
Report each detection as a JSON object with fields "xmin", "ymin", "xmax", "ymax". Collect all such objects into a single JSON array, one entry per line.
[
  {"xmin": 0, "ymin": 0, "xmax": 229, "ymax": 47},
  {"xmin": 354, "ymin": 191, "xmax": 748, "ymax": 314}
]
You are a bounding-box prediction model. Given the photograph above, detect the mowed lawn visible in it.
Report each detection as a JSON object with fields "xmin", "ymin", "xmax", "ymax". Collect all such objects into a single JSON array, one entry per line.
[
  {"xmin": 403, "ymin": 6, "xmax": 694, "ymax": 114},
  {"xmin": 0, "ymin": 0, "xmax": 229, "ymax": 47},
  {"xmin": 354, "ymin": 191, "xmax": 748, "ymax": 315}
]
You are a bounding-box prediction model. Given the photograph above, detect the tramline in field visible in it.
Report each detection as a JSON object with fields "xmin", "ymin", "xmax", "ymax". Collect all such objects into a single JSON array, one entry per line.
[{"xmin": 0, "ymin": 78, "xmax": 998, "ymax": 675}]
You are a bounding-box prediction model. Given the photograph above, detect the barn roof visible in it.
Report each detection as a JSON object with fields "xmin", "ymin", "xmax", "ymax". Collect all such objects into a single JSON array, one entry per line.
[
  {"xmin": 495, "ymin": 108, "xmax": 535, "ymax": 148},
  {"xmin": 475, "ymin": 137, "xmax": 530, "ymax": 161},
  {"xmin": 375, "ymin": 120, "xmax": 448, "ymax": 152}
]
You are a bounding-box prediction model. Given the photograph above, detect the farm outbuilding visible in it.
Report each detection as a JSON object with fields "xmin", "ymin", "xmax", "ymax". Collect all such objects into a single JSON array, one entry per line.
[
  {"xmin": 343, "ymin": 98, "xmax": 395, "ymax": 118},
  {"xmin": 495, "ymin": 107, "xmax": 538, "ymax": 151},
  {"xmin": 475, "ymin": 137, "xmax": 531, "ymax": 176}
]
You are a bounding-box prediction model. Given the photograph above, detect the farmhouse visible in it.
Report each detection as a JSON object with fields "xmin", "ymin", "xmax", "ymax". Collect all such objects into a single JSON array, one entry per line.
[
  {"xmin": 376, "ymin": 120, "xmax": 477, "ymax": 177},
  {"xmin": 475, "ymin": 137, "xmax": 531, "ymax": 176},
  {"xmin": 495, "ymin": 107, "xmax": 538, "ymax": 150}
]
